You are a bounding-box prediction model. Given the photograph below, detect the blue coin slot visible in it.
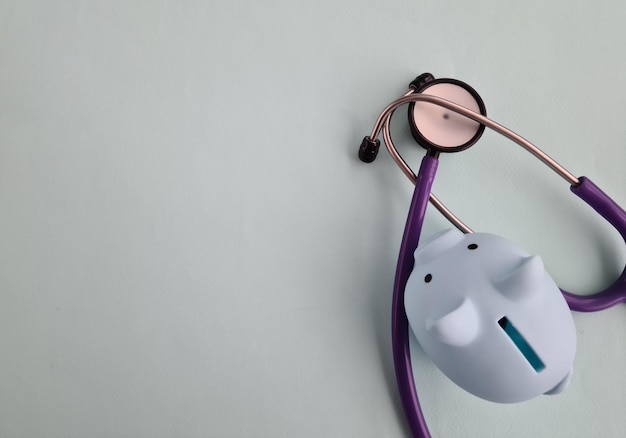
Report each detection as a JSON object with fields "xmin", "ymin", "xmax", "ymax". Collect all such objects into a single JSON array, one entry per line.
[{"xmin": 498, "ymin": 316, "xmax": 545, "ymax": 372}]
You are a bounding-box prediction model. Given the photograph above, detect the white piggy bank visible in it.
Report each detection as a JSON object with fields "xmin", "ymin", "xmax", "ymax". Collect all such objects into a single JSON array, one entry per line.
[{"xmin": 404, "ymin": 229, "xmax": 576, "ymax": 403}]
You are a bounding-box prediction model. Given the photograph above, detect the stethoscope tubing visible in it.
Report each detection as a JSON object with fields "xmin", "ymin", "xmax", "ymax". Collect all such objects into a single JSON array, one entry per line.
[
  {"xmin": 391, "ymin": 155, "xmax": 438, "ymax": 438},
  {"xmin": 566, "ymin": 178, "xmax": 626, "ymax": 311}
]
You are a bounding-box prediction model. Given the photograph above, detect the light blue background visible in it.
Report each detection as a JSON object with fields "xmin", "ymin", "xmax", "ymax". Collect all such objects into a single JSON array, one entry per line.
[{"xmin": 1, "ymin": 1, "xmax": 626, "ymax": 436}]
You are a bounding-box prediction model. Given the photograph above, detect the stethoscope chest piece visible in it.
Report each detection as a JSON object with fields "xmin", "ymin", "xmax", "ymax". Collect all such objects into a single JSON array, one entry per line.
[{"xmin": 408, "ymin": 73, "xmax": 487, "ymax": 153}]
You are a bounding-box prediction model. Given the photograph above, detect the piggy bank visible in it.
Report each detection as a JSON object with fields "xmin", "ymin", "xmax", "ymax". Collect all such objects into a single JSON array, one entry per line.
[{"xmin": 404, "ymin": 229, "xmax": 576, "ymax": 403}]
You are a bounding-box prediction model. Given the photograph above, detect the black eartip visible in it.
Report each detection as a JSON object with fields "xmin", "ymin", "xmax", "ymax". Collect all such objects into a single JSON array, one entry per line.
[
  {"xmin": 358, "ymin": 136, "xmax": 380, "ymax": 163},
  {"xmin": 409, "ymin": 73, "xmax": 435, "ymax": 91}
]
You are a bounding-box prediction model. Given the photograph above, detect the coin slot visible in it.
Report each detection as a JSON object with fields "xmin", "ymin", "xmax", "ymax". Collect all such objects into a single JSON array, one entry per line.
[{"xmin": 498, "ymin": 316, "xmax": 545, "ymax": 372}]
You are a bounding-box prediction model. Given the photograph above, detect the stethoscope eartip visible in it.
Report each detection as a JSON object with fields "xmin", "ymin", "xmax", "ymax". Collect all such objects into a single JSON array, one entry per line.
[
  {"xmin": 358, "ymin": 136, "xmax": 381, "ymax": 163},
  {"xmin": 409, "ymin": 72, "xmax": 435, "ymax": 91}
]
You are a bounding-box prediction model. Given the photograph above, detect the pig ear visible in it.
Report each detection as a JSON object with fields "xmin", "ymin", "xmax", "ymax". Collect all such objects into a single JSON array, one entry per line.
[
  {"xmin": 415, "ymin": 229, "xmax": 464, "ymax": 265},
  {"xmin": 426, "ymin": 297, "xmax": 480, "ymax": 346},
  {"xmin": 495, "ymin": 255, "xmax": 545, "ymax": 301}
]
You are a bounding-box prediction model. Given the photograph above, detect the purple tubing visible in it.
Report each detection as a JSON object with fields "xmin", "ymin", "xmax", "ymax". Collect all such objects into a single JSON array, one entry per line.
[
  {"xmin": 564, "ymin": 177, "xmax": 626, "ymax": 311},
  {"xmin": 392, "ymin": 155, "xmax": 438, "ymax": 438},
  {"xmin": 392, "ymin": 164, "xmax": 626, "ymax": 437}
]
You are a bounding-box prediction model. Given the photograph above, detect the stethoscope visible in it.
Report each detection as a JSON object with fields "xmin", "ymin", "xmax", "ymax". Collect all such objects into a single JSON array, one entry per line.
[{"xmin": 358, "ymin": 73, "xmax": 626, "ymax": 437}]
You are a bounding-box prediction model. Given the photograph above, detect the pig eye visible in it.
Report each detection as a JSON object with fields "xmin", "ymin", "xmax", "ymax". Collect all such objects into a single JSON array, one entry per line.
[
  {"xmin": 467, "ymin": 243, "xmax": 478, "ymax": 250},
  {"xmin": 424, "ymin": 274, "xmax": 432, "ymax": 283}
]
